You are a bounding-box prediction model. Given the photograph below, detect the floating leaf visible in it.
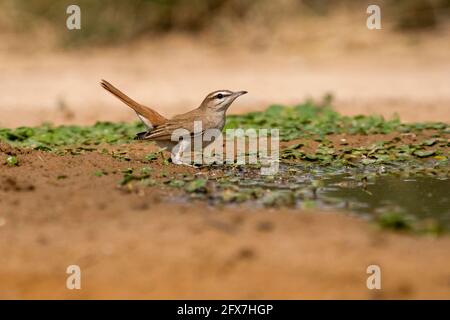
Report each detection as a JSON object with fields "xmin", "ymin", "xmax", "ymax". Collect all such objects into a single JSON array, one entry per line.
[
  {"xmin": 361, "ymin": 158, "xmax": 376, "ymax": 165},
  {"xmin": 413, "ymin": 150, "xmax": 435, "ymax": 158},
  {"xmin": 421, "ymin": 138, "xmax": 437, "ymax": 146},
  {"xmin": 376, "ymin": 211, "xmax": 415, "ymax": 231},
  {"xmin": 168, "ymin": 179, "xmax": 185, "ymax": 188}
]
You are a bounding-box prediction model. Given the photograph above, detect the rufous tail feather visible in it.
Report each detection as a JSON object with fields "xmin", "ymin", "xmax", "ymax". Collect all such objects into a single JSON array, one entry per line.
[{"xmin": 100, "ymin": 79, "xmax": 167, "ymax": 126}]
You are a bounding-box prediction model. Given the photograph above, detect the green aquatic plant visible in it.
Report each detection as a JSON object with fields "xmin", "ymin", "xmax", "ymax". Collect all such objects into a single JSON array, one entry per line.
[
  {"xmin": 376, "ymin": 211, "xmax": 415, "ymax": 231},
  {"xmin": 0, "ymin": 121, "xmax": 145, "ymax": 150}
]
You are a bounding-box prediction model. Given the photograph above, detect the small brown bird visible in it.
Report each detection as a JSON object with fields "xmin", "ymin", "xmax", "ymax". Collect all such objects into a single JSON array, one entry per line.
[{"xmin": 100, "ymin": 80, "xmax": 247, "ymax": 164}]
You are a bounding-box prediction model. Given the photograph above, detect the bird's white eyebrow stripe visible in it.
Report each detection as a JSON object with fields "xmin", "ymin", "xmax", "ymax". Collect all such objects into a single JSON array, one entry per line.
[{"xmin": 214, "ymin": 91, "xmax": 232, "ymax": 97}]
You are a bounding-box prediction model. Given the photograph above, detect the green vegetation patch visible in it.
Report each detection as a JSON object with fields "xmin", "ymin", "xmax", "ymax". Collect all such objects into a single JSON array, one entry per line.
[
  {"xmin": 1, "ymin": 98, "xmax": 448, "ymax": 154},
  {"xmin": 5, "ymin": 155, "xmax": 19, "ymax": 166},
  {"xmin": 225, "ymin": 96, "xmax": 448, "ymax": 140},
  {"xmin": 0, "ymin": 121, "xmax": 145, "ymax": 151}
]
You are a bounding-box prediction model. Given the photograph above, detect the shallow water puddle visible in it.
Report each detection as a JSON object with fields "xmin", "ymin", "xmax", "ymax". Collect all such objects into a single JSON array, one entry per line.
[
  {"xmin": 321, "ymin": 174, "xmax": 450, "ymax": 232},
  {"xmin": 185, "ymin": 162, "xmax": 450, "ymax": 233}
]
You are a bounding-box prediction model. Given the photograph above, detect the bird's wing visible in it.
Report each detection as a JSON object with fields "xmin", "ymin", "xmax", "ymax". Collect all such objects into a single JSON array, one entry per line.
[{"xmin": 139, "ymin": 119, "xmax": 199, "ymax": 141}]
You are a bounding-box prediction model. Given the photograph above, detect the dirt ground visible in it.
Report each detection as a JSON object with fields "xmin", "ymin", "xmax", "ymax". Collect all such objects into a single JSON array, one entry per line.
[{"xmin": 1, "ymin": 140, "xmax": 450, "ymax": 299}]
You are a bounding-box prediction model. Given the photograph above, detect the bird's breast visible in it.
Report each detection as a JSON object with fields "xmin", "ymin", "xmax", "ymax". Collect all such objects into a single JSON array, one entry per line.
[{"xmin": 205, "ymin": 112, "xmax": 226, "ymax": 131}]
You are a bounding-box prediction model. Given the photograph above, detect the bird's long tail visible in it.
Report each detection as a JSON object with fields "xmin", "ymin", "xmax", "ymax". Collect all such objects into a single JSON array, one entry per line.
[{"xmin": 100, "ymin": 79, "xmax": 167, "ymax": 126}]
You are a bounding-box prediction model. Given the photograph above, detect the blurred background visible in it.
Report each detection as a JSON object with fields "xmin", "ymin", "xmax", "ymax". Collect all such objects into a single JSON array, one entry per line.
[{"xmin": 0, "ymin": 0, "xmax": 449, "ymax": 127}]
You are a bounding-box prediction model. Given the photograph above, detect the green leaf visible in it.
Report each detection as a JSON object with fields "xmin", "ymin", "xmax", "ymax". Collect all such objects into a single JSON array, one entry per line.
[
  {"xmin": 145, "ymin": 152, "xmax": 159, "ymax": 161},
  {"xmin": 413, "ymin": 150, "xmax": 435, "ymax": 158},
  {"xmin": 376, "ymin": 212, "xmax": 415, "ymax": 231},
  {"xmin": 94, "ymin": 170, "xmax": 106, "ymax": 177},
  {"xmin": 168, "ymin": 179, "xmax": 185, "ymax": 188},
  {"xmin": 185, "ymin": 178, "xmax": 207, "ymax": 193},
  {"xmin": 5, "ymin": 156, "xmax": 18, "ymax": 166},
  {"xmin": 421, "ymin": 138, "xmax": 437, "ymax": 146},
  {"xmin": 361, "ymin": 158, "xmax": 376, "ymax": 165}
]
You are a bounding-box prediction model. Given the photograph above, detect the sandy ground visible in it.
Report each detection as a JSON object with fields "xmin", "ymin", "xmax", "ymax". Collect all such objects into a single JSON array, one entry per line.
[{"xmin": 0, "ymin": 141, "xmax": 450, "ymax": 299}]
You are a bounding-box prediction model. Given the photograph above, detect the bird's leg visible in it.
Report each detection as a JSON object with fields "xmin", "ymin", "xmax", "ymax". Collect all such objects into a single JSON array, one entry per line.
[
  {"xmin": 171, "ymin": 147, "xmax": 183, "ymax": 165},
  {"xmin": 171, "ymin": 140, "xmax": 195, "ymax": 166},
  {"xmin": 171, "ymin": 153, "xmax": 183, "ymax": 165}
]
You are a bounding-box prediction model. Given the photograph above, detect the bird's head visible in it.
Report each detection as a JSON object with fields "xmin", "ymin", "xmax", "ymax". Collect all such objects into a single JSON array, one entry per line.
[{"xmin": 201, "ymin": 90, "xmax": 247, "ymax": 112}]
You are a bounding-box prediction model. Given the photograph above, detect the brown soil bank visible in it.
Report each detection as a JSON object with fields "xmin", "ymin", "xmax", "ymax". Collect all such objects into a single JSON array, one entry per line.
[{"xmin": 0, "ymin": 144, "xmax": 449, "ymax": 299}]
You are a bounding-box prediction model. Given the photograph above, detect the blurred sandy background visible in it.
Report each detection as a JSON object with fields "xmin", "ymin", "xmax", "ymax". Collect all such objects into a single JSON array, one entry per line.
[{"xmin": 0, "ymin": 0, "xmax": 449, "ymax": 128}]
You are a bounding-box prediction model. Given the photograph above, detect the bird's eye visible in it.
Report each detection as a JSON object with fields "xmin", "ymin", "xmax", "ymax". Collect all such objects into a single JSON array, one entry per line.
[{"xmin": 216, "ymin": 93, "xmax": 223, "ymax": 99}]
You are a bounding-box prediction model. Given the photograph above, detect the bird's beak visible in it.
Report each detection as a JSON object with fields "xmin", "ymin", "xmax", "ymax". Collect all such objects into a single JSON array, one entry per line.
[{"xmin": 233, "ymin": 91, "xmax": 248, "ymax": 98}]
